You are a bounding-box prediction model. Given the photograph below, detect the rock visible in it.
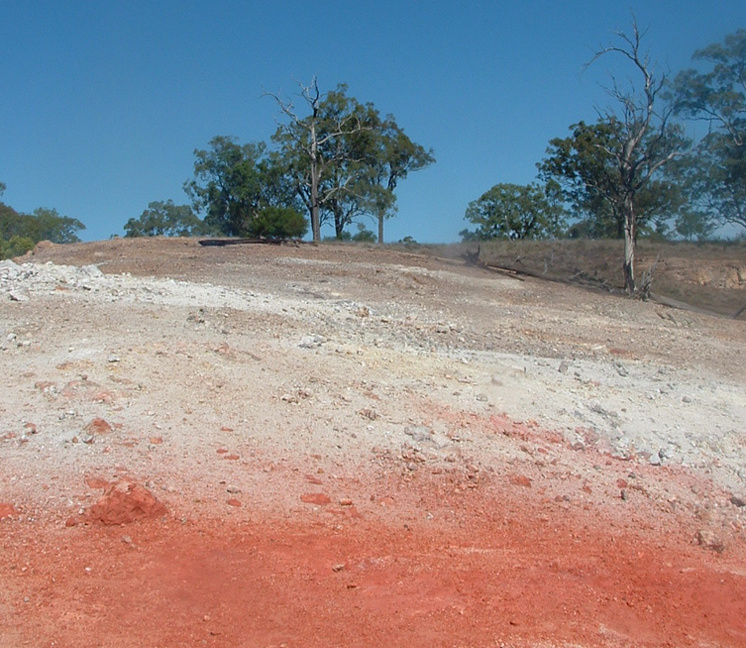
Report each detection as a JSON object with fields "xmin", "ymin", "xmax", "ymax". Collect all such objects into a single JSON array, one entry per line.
[
  {"xmin": 81, "ymin": 264, "xmax": 103, "ymax": 278},
  {"xmin": 84, "ymin": 481, "xmax": 167, "ymax": 525},
  {"xmin": 695, "ymin": 529, "xmax": 725, "ymax": 553},
  {"xmin": 85, "ymin": 418, "xmax": 113, "ymax": 435},
  {"xmin": 300, "ymin": 493, "xmax": 331, "ymax": 505},
  {"xmin": 226, "ymin": 498, "xmax": 242, "ymax": 507},
  {"xmin": 299, "ymin": 335, "xmax": 325, "ymax": 349},
  {"xmin": 358, "ymin": 408, "xmax": 379, "ymax": 420},
  {"xmin": 0, "ymin": 259, "xmax": 23, "ymax": 277},
  {"xmin": 729, "ymin": 495, "xmax": 746, "ymax": 508},
  {"xmin": 9, "ymin": 289, "xmax": 30, "ymax": 302},
  {"xmin": 509, "ymin": 475, "xmax": 532, "ymax": 488},
  {"xmin": 0, "ymin": 503, "xmax": 17, "ymax": 519},
  {"xmin": 649, "ymin": 452, "xmax": 662, "ymax": 466}
]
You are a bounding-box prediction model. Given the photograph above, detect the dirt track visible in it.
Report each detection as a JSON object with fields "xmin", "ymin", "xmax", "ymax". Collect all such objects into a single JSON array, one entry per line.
[{"xmin": 1, "ymin": 237, "xmax": 745, "ymax": 647}]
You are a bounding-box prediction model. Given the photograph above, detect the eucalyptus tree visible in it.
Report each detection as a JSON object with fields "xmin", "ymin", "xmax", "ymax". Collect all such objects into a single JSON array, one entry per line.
[
  {"xmin": 184, "ymin": 136, "xmax": 302, "ymax": 237},
  {"xmin": 184, "ymin": 136, "xmax": 269, "ymax": 236},
  {"xmin": 579, "ymin": 20, "xmax": 686, "ymax": 294},
  {"xmin": 266, "ymin": 80, "xmax": 372, "ymax": 241},
  {"xmin": 460, "ymin": 182, "xmax": 567, "ymax": 241},
  {"xmin": 673, "ymin": 29, "xmax": 746, "ymax": 230},
  {"xmin": 124, "ymin": 200, "xmax": 206, "ymax": 237},
  {"xmin": 539, "ymin": 119, "xmax": 685, "ymax": 240},
  {"xmin": 267, "ymin": 79, "xmax": 433, "ymax": 242}
]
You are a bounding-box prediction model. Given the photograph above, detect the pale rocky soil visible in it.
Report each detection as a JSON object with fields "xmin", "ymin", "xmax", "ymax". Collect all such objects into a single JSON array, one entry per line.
[
  {"xmin": 1, "ymin": 237, "xmax": 745, "ymax": 647},
  {"xmin": 2, "ymin": 239, "xmax": 744, "ymax": 498}
]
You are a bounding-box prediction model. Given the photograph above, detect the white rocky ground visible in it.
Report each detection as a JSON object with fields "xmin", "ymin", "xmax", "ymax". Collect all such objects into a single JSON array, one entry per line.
[{"xmin": 1, "ymin": 254, "xmax": 744, "ymax": 508}]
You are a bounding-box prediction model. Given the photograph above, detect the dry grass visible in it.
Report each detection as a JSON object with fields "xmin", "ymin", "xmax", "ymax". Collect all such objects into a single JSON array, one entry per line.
[{"xmin": 418, "ymin": 239, "xmax": 746, "ymax": 317}]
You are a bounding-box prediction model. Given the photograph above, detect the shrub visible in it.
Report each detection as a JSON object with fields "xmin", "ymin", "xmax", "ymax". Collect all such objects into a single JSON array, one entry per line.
[{"xmin": 246, "ymin": 207, "xmax": 308, "ymax": 240}]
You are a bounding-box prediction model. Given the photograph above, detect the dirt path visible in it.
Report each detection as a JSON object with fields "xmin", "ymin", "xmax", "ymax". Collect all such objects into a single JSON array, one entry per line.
[{"xmin": 1, "ymin": 238, "xmax": 745, "ymax": 647}]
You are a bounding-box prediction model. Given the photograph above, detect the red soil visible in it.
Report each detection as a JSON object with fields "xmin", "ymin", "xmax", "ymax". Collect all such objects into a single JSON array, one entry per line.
[{"xmin": 2, "ymin": 465, "xmax": 744, "ymax": 648}]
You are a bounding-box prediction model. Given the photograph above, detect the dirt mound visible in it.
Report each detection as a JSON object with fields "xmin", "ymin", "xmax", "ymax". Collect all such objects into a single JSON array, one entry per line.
[{"xmin": 75, "ymin": 480, "xmax": 167, "ymax": 526}]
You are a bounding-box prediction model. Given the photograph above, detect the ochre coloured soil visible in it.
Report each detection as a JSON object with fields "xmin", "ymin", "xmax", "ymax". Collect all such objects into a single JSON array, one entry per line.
[{"xmin": 2, "ymin": 463, "xmax": 745, "ymax": 648}]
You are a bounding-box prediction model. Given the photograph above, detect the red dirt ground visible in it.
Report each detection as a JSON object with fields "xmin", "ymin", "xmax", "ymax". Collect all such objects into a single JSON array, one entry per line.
[{"xmin": 3, "ymin": 455, "xmax": 745, "ymax": 648}]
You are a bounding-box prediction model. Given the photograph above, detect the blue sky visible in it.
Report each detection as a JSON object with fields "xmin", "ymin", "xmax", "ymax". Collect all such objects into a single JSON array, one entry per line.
[{"xmin": 2, "ymin": 1, "xmax": 744, "ymax": 243}]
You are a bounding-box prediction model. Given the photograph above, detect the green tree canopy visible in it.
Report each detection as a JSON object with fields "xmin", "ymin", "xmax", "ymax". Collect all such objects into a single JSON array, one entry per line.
[
  {"xmin": 268, "ymin": 80, "xmax": 433, "ymax": 241},
  {"xmin": 184, "ymin": 136, "xmax": 293, "ymax": 237},
  {"xmin": 124, "ymin": 200, "xmax": 208, "ymax": 237},
  {"xmin": 1, "ymin": 202, "xmax": 85, "ymax": 259},
  {"xmin": 245, "ymin": 206, "xmax": 308, "ymax": 240},
  {"xmin": 460, "ymin": 183, "xmax": 567, "ymax": 241},
  {"xmin": 538, "ymin": 119, "xmax": 686, "ymax": 240},
  {"xmin": 672, "ymin": 29, "xmax": 746, "ymax": 230}
]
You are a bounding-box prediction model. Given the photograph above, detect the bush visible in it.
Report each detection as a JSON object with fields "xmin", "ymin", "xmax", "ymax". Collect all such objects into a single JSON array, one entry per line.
[
  {"xmin": 1, "ymin": 235, "xmax": 36, "ymax": 259},
  {"xmin": 246, "ymin": 207, "xmax": 308, "ymax": 240}
]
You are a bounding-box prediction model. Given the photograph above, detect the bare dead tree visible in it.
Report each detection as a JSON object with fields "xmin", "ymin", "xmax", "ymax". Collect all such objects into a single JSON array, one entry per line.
[
  {"xmin": 588, "ymin": 19, "xmax": 684, "ymax": 295},
  {"xmin": 264, "ymin": 78, "xmax": 372, "ymax": 242}
]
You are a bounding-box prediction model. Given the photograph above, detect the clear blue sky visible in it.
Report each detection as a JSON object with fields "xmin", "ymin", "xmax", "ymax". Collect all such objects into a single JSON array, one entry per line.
[{"xmin": 2, "ymin": 1, "xmax": 744, "ymax": 243}]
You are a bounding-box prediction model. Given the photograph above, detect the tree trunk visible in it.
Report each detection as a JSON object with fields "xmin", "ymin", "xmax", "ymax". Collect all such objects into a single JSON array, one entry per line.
[
  {"xmin": 310, "ymin": 177, "xmax": 320, "ymax": 242},
  {"xmin": 622, "ymin": 195, "xmax": 636, "ymax": 295},
  {"xmin": 310, "ymin": 122, "xmax": 321, "ymax": 243},
  {"xmin": 378, "ymin": 213, "xmax": 384, "ymax": 244},
  {"xmin": 334, "ymin": 212, "xmax": 345, "ymax": 239}
]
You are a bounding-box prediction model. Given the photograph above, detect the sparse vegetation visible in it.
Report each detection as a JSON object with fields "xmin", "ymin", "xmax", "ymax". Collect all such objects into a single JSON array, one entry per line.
[{"xmin": 1, "ymin": 201, "xmax": 85, "ymax": 259}]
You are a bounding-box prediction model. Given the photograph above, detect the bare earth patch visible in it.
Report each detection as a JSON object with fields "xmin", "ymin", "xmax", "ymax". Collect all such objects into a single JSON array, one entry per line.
[{"xmin": 1, "ymin": 238, "xmax": 745, "ymax": 647}]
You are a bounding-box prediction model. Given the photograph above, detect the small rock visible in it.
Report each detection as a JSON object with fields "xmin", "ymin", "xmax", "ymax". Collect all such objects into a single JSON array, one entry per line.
[
  {"xmin": 0, "ymin": 503, "xmax": 17, "ymax": 519},
  {"xmin": 85, "ymin": 418, "xmax": 112, "ymax": 435},
  {"xmin": 226, "ymin": 486, "xmax": 241, "ymax": 494},
  {"xmin": 9, "ymin": 289, "xmax": 30, "ymax": 302},
  {"xmin": 649, "ymin": 452, "xmax": 662, "ymax": 466},
  {"xmin": 509, "ymin": 475, "xmax": 532, "ymax": 488},
  {"xmin": 695, "ymin": 529, "xmax": 725, "ymax": 553},
  {"xmin": 298, "ymin": 335, "xmax": 325, "ymax": 349},
  {"xmin": 300, "ymin": 493, "xmax": 331, "ymax": 505},
  {"xmin": 358, "ymin": 408, "xmax": 379, "ymax": 421},
  {"xmin": 332, "ymin": 564, "xmax": 346, "ymax": 572},
  {"xmin": 729, "ymin": 495, "xmax": 746, "ymax": 508}
]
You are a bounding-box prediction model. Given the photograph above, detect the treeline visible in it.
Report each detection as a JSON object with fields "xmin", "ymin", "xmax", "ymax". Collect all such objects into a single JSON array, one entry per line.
[
  {"xmin": 125, "ymin": 81, "xmax": 434, "ymax": 244},
  {"xmin": 459, "ymin": 25, "xmax": 746, "ymax": 294},
  {"xmin": 0, "ymin": 182, "xmax": 85, "ymax": 259},
  {"xmin": 4, "ymin": 25, "xmax": 744, "ymax": 295}
]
